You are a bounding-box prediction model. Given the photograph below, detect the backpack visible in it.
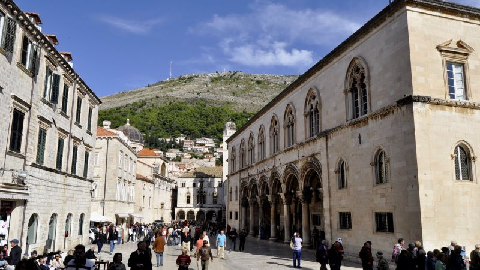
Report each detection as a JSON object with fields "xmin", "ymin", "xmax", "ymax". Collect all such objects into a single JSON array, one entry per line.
[{"xmin": 173, "ymin": 230, "xmax": 178, "ymax": 237}]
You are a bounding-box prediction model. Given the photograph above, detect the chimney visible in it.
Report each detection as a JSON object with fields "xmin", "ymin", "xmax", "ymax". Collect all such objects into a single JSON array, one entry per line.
[
  {"xmin": 103, "ymin": 121, "xmax": 111, "ymax": 129},
  {"xmin": 45, "ymin": 34, "xmax": 59, "ymax": 46},
  {"xmin": 25, "ymin": 12, "xmax": 42, "ymax": 31},
  {"xmin": 59, "ymin": 52, "xmax": 73, "ymax": 67}
]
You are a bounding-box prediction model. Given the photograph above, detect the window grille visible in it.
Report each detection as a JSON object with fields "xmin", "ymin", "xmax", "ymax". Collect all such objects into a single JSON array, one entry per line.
[
  {"xmin": 1, "ymin": 17, "xmax": 16, "ymax": 53},
  {"xmin": 454, "ymin": 145, "xmax": 471, "ymax": 181},
  {"xmin": 339, "ymin": 212, "xmax": 352, "ymax": 229},
  {"xmin": 375, "ymin": 150, "xmax": 388, "ymax": 185},
  {"xmin": 375, "ymin": 212, "xmax": 394, "ymax": 233}
]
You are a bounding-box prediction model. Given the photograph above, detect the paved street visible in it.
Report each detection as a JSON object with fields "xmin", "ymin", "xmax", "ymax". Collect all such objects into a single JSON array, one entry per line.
[{"xmin": 93, "ymin": 237, "xmax": 363, "ymax": 270}]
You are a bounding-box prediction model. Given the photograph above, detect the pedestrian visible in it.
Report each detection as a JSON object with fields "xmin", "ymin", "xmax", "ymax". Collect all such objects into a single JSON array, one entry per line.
[
  {"xmin": 239, "ymin": 229, "xmax": 247, "ymax": 252},
  {"xmin": 181, "ymin": 231, "xmax": 192, "ymax": 256},
  {"xmin": 228, "ymin": 228, "xmax": 238, "ymax": 251},
  {"xmin": 202, "ymin": 231, "xmax": 210, "ymax": 247},
  {"xmin": 435, "ymin": 253, "xmax": 447, "ymax": 270},
  {"xmin": 312, "ymin": 226, "xmax": 320, "ymax": 251},
  {"xmin": 292, "ymin": 232, "xmax": 302, "ymax": 268},
  {"xmin": 396, "ymin": 250, "xmax": 410, "ymax": 270},
  {"xmin": 108, "ymin": 253, "xmax": 126, "ymax": 270},
  {"xmin": 63, "ymin": 250, "xmax": 75, "ymax": 266},
  {"xmin": 376, "ymin": 251, "xmax": 389, "ymax": 270},
  {"xmin": 196, "ymin": 235, "xmax": 204, "ymax": 258},
  {"xmin": 392, "ymin": 237, "xmax": 405, "ymax": 264},
  {"xmin": 416, "ymin": 242, "xmax": 426, "ymax": 270},
  {"xmin": 197, "ymin": 240, "xmax": 213, "ymax": 270},
  {"xmin": 426, "ymin": 251, "xmax": 436, "ymax": 270},
  {"xmin": 97, "ymin": 228, "xmax": 107, "ymax": 254},
  {"xmin": 51, "ymin": 253, "xmax": 65, "ymax": 269},
  {"xmin": 359, "ymin": 241, "xmax": 373, "ymax": 270},
  {"xmin": 5, "ymin": 238, "xmax": 21, "ymax": 270},
  {"xmin": 449, "ymin": 245, "xmax": 466, "ymax": 270},
  {"xmin": 216, "ymin": 230, "xmax": 226, "ymax": 259},
  {"xmin": 128, "ymin": 241, "xmax": 152, "ymax": 270},
  {"xmin": 108, "ymin": 226, "xmax": 119, "ymax": 255},
  {"xmin": 153, "ymin": 232, "xmax": 166, "ymax": 267},
  {"xmin": 448, "ymin": 241, "xmax": 457, "ymax": 256},
  {"xmin": 65, "ymin": 244, "xmax": 96, "ymax": 270},
  {"xmin": 329, "ymin": 241, "xmax": 344, "ymax": 270},
  {"xmin": 86, "ymin": 246, "xmax": 97, "ymax": 261},
  {"xmin": 176, "ymin": 249, "xmax": 191, "ymax": 270},
  {"xmin": 316, "ymin": 239, "xmax": 329, "ymax": 270},
  {"xmin": 117, "ymin": 226, "xmax": 122, "ymax": 244},
  {"xmin": 470, "ymin": 244, "xmax": 480, "ymax": 270}
]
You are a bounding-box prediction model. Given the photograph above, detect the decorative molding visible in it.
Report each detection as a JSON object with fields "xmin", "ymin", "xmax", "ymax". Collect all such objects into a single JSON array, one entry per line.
[
  {"xmin": 11, "ymin": 94, "xmax": 31, "ymax": 112},
  {"xmin": 37, "ymin": 115, "xmax": 52, "ymax": 129}
]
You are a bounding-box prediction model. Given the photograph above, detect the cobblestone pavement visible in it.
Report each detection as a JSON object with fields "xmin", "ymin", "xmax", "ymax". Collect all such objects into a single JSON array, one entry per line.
[{"xmin": 92, "ymin": 237, "xmax": 363, "ymax": 270}]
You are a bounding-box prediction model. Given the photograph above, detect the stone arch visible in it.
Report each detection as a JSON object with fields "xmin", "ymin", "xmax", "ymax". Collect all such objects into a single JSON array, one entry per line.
[
  {"xmin": 269, "ymin": 170, "xmax": 282, "ymax": 195},
  {"xmin": 177, "ymin": 210, "xmax": 186, "ymax": 220},
  {"xmin": 300, "ymin": 156, "xmax": 322, "ymax": 188},
  {"xmin": 283, "ymin": 163, "xmax": 300, "ymax": 193},
  {"xmin": 283, "ymin": 103, "xmax": 297, "ymax": 148},
  {"xmin": 187, "ymin": 210, "xmax": 195, "ymax": 220},
  {"xmin": 345, "ymin": 56, "xmax": 371, "ymax": 120},
  {"xmin": 304, "ymin": 87, "xmax": 322, "ymax": 137},
  {"xmin": 259, "ymin": 175, "xmax": 269, "ymax": 196},
  {"xmin": 282, "ymin": 163, "xmax": 300, "ymax": 185}
]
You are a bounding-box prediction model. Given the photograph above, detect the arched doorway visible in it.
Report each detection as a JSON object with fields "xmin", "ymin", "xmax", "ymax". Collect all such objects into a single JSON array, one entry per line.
[
  {"xmin": 284, "ymin": 171, "xmax": 299, "ymax": 243},
  {"xmin": 187, "ymin": 211, "xmax": 195, "ymax": 221},
  {"xmin": 196, "ymin": 211, "xmax": 205, "ymax": 221},
  {"xmin": 46, "ymin": 214, "xmax": 57, "ymax": 251},
  {"xmin": 26, "ymin": 214, "xmax": 38, "ymax": 254},
  {"xmin": 177, "ymin": 211, "xmax": 186, "ymax": 220},
  {"xmin": 303, "ymin": 164, "xmax": 323, "ymax": 248}
]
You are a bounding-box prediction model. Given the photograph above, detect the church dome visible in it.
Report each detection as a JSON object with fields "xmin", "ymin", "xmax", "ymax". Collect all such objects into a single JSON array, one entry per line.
[{"xmin": 117, "ymin": 119, "xmax": 144, "ymax": 144}]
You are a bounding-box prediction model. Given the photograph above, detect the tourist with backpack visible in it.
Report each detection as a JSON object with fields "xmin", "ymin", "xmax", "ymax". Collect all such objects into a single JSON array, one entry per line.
[{"xmin": 197, "ymin": 240, "xmax": 213, "ymax": 270}]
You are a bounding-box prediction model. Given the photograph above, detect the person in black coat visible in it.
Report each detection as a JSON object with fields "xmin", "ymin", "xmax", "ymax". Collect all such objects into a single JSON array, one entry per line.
[
  {"xmin": 7, "ymin": 239, "xmax": 21, "ymax": 267},
  {"xmin": 108, "ymin": 226, "xmax": 119, "ymax": 255},
  {"xmin": 97, "ymin": 228, "xmax": 107, "ymax": 254},
  {"xmin": 128, "ymin": 241, "xmax": 152, "ymax": 270}
]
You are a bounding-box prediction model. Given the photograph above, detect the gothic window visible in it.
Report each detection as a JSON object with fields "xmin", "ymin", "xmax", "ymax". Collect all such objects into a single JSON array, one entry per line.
[
  {"xmin": 240, "ymin": 139, "xmax": 246, "ymax": 169},
  {"xmin": 186, "ymin": 193, "xmax": 191, "ymax": 204},
  {"xmin": 305, "ymin": 89, "xmax": 320, "ymax": 138},
  {"xmin": 230, "ymin": 147, "xmax": 236, "ymax": 173},
  {"xmin": 454, "ymin": 144, "xmax": 472, "ymax": 181},
  {"xmin": 258, "ymin": 125, "xmax": 266, "ymax": 161},
  {"xmin": 78, "ymin": 213, "xmax": 84, "ymax": 235},
  {"xmin": 270, "ymin": 116, "xmax": 280, "ymax": 154},
  {"xmin": 284, "ymin": 105, "xmax": 295, "ymax": 147},
  {"xmin": 337, "ymin": 159, "xmax": 347, "ymax": 189},
  {"xmin": 346, "ymin": 58, "xmax": 369, "ymax": 120},
  {"xmin": 374, "ymin": 150, "xmax": 389, "ymax": 185},
  {"xmin": 27, "ymin": 214, "xmax": 38, "ymax": 244},
  {"xmin": 229, "ymin": 187, "xmax": 232, "ymax": 202},
  {"xmin": 248, "ymin": 133, "xmax": 255, "ymax": 165}
]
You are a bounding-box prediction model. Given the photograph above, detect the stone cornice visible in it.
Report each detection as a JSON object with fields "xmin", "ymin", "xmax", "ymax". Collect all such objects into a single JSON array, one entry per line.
[
  {"xmin": 226, "ymin": 0, "xmax": 480, "ymax": 144},
  {"xmin": 228, "ymin": 95, "xmax": 480, "ymax": 178},
  {"xmin": 30, "ymin": 162, "xmax": 93, "ymax": 183},
  {"xmin": 2, "ymin": 0, "xmax": 101, "ymax": 105}
]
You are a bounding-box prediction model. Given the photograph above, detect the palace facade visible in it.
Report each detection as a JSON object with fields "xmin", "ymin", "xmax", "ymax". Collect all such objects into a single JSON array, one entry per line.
[{"xmin": 227, "ymin": 0, "xmax": 480, "ymax": 256}]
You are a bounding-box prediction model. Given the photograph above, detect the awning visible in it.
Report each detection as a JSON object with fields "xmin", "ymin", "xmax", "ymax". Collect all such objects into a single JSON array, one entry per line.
[
  {"xmin": 129, "ymin": 213, "xmax": 143, "ymax": 219},
  {"xmin": 90, "ymin": 212, "xmax": 114, "ymax": 223},
  {"xmin": 0, "ymin": 188, "xmax": 29, "ymax": 200},
  {"xmin": 116, "ymin": 213, "xmax": 129, "ymax": 218}
]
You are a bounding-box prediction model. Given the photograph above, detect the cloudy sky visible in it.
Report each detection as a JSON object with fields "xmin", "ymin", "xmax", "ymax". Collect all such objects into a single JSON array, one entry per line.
[{"xmin": 16, "ymin": 0, "xmax": 479, "ymax": 97}]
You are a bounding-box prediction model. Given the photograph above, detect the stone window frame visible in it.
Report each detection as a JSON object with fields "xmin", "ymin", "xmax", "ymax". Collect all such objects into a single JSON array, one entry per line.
[
  {"xmin": 36, "ymin": 117, "xmax": 52, "ymax": 165},
  {"xmin": 344, "ymin": 57, "xmax": 370, "ymax": 121},
  {"xmin": 304, "ymin": 87, "xmax": 321, "ymax": 138},
  {"xmin": 18, "ymin": 32, "xmax": 39, "ymax": 76},
  {"xmin": 371, "ymin": 147, "xmax": 390, "ymax": 186},
  {"xmin": 239, "ymin": 139, "xmax": 246, "ymax": 169},
  {"xmin": 338, "ymin": 212, "xmax": 352, "ymax": 230},
  {"xmin": 257, "ymin": 125, "xmax": 266, "ymax": 161},
  {"xmin": 56, "ymin": 129, "xmax": 67, "ymax": 171},
  {"xmin": 7, "ymin": 95, "xmax": 31, "ymax": 156},
  {"xmin": 283, "ymin": 103, "xmax": 296, "ymax": 148},
  {"xmin": 437, "ymin": 40, "xmax": 474, "ymax": 101},
  {"xmin": 451, "ymin": 141, "xmax": 476, "ymax": 183},
  {"xmin": 374, "ymin": 212, "xmax": 394, "ymax": 233},
  {"xmin": 230, "ymin": 146, "xmax": 236, "ymax": 173},
  {"xmin": 335, "ymin": 158, "xmax": 348, "ymax": 190},
  {"xmin": 269, "ymin": 114, "xmax": 280, "ymax": 155},
  {"xmin": 247, "ymin": 132, "xmax": 255, "ymax": 166}
]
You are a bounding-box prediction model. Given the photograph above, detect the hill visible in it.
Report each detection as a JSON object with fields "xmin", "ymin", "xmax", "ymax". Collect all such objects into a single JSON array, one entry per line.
[{"xmin": 98, "ymin": 72, "xmax": 298, "ymax": 147}]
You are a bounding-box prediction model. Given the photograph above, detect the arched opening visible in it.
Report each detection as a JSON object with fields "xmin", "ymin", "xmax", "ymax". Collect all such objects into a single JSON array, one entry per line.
[
  {"xmin": 177, "ymin": 211, "xmax": 186, "ymax": 220},
  {"xmin": 454, "ymin": 144, "xmax": 472, "ymax": 181},
  {"xmin": 374, "ymin": 149, "xmax": 389, "ymax": 185},
  {"xmin": 270, "ymin": 116, "xmax": 280, "ymax": 154},
  {"xmin": 284, "ymin": 173, "xmax": 300, "ymax": 240},
  {"xmin": 46, "ymin": 214, "xmax": 57, "ymax": 251},
  {"xmin": 161, "ymin": 163, "xmax": 166, "ymax": 176},
  {"xmin": 284, "ymin": 105, "xmax": 296, "ymax": 148},
  {"xmin": 187, "ymin": 211, "xmax": 195, "ymax": 221},
  {"xmin": 64, "ymin": 213, "xmax": 72, "ymax": 249},
  {"xmin": 196, "ymin": 211, "xmax": 205, "ymax": 221},
  {"xmin": 345, "ymin": 57, "xmax": 370, "ymax": 120},
  {"xmin": 27, "ymin": 213, "xmax": 38, "ymax": 252},
  {"xmin": 302, "ymin": 164, "xmax": 324, "ymax": 248},
  {"xmin": 206, "ymin": 210, "xmax": 216, "ymax": 221},
  {"xmin": 78, "ymin": 213, "xmax": 85, "ymax": 236}
]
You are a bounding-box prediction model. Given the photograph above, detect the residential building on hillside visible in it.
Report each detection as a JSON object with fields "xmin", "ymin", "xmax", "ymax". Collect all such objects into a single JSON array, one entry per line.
[
  {"xmin": 183, "ymin": 140, "xmax": 194, "ymax": 151},
  {"xmin": 0, "ymin": 2, "xmax": 100, "ymax": 254},
  {"xmin": 174, "ymin": 167, "xmax": 224, "ymax": 222},
  {"xmin": 227, "ymin": 0, "xmax": 480, "ymax": 256},
  {"xmin": 91, "ymin": 124, "xmax": 137, "ymax": 242}
]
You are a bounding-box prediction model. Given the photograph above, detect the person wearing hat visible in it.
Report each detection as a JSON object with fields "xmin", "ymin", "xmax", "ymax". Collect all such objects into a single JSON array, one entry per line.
[
  {"xmin": 376, "ymin": 251, "xmax": 389, "ymax": 270},
  {"xmin": 197, "ymin": 240, "xmax": 213, "ymax": 270},
  {"xmin": 6, "ymin": 238, "xmax": 21, "ymax": 270}
]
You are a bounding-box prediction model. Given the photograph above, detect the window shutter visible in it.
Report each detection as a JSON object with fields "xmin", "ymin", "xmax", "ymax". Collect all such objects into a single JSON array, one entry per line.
[
  {"xmin": 29, "ymin": 45, "xmax": 39, "ymax": 74},
  {"xmin": 2, "ymin": 17, "xmax": 16, "ymax": 53},
  {"xmin": 76, "ymin": 97, "xmax": 82, "ymax": 123},
  {"xmin": 36, "ymin": 128, "xmax": 47, "ymax": 164},
  {"xmin": 21, "ymin": 36, "xmax": 28, "ymax": 66},
  {"xmin": 9, "ymin": 109, "xmax": 24, "ymax": 153},
  {"xmin": 56, "ymin": 138, "xmax": 64, "ymax": 170},
  {"xmin": 87, "ymin": 107, "xmax": 92, "ymax": 132},
  {"xmin": 61, "ymin": 84, "xmax": 69, "ymax": 113},
  {"xmin": 71, "ymin": 146, "xmax": 77, "ymax": 175},
  {"xmin": 83, "ymin": 151, "xmax": 89, "ymax": 178},
  {"xmin": 43, "ymin": 67, "xmax": 51, "ymax": 98},
  {"xmin": 51, "ymin": 74, "xmax": 60, "ymax": 104}
]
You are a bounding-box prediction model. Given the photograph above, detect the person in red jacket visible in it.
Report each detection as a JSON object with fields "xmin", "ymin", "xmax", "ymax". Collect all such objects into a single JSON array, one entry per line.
[
  {"xmin": 359, "ymin": 241, "xmax": 373, "ymax": 270},
  {"xmin": 176, "ymin": 249, "xmax": 191, "ymax": 270}
]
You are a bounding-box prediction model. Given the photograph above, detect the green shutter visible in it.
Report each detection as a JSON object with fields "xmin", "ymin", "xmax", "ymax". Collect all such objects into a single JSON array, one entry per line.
[
  {"xmin": 21, "ymin": 36, "xmax": 28, "ymax": 66},
  {"xmin": 36, "ymin": 128, "xmax": 47, "ymax": 165},
  {"xmin": 9, "ymin": 109, "xmax": 24, "ymax": 153},
  {"xmin": 51, "ymin": 74, "xmax": 60, "ymax": 104},
  {"xmin": 87, "ymin": 108, "xmax": 92, "ymax": 132},
  {"xmin": 43, "ymin": 67, "xmax": 51, "ymax": 98},
  {"xmin": 2, "ymin": 17, "xmax": 16, "ymax": 53},
  {"xmin": 29, "ymin": 46, "xmax": 38, "ymax": 74},
  {"xmin": 56, "ymin": 138, "xmax": 64, "ymax": 170},
  {"xmin": 83, "ymin": 151, "xmax": 89, "ymax": 178},
  {"xmin": 76, "ymin": 97, "xmax": 82, "ymax": 123},
  {"xmin": 71, "ymin": 145, "xmax": 77, "ymax": 175},
  {"xmin": 61, "ymin": 85, "xmax": 69, "ymax": 113}
]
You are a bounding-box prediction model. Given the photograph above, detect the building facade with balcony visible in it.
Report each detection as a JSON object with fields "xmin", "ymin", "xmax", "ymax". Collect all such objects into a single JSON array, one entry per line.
[
  {"xmin": 227, "ymin": 0, "xmax": 480, "ymax": 256},
  {"xmin": 0, "ymin": 1, "xmax": 100, "ymax": 254}
]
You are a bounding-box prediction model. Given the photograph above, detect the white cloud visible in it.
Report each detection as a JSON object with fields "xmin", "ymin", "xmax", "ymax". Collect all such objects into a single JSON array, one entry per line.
[
  {"xmin": 98, "ymin": 15, "xmax": 164, "ymax": 35},
  {"xmin": 195, "ymin": 1, "xmax": 360, "ymax": 68}
]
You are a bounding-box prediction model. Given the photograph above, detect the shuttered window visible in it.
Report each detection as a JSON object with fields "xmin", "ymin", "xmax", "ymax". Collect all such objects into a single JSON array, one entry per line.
[
  {"xmin": 75, "ymin": 97, "xmax": 82, "ymax": 124},
  {"xmin": 36, "ymin": 128, "xmax": 47, "ymax": 165},
  {"xmin": 51, "ymin": 74, "xmax": 60, "ymax": 104},
  {"xmin": 87, "ymin": 107, "xmax": 92, "ymax": 132},
  {"xmin": 20, "ymin": 35, "xmax": 38, "ymax": 74},
  {"xmin": 61, "ymin": 84, "xmax": 69, "ymax": 113},
  {"xmin": 43, "ymin": 67, "xmax": 52, "ymax": 99},
  {"xmin": 71, "ymin": 145, "xmax": 78, "ymax": 175},
  {"xmin": 1, "ymin": 17, "xmax": 16, "ymax": 53},
  {"xmin": 56, "ymin": 138, "xmax": 64, "ymax": 170},
  {"xmin": 83, "ymin": 151, "xmax": 89, "ymax": 178},
  {"xmin": 9, "ymin": 109, "xmax": 24, "ymax": 153}
]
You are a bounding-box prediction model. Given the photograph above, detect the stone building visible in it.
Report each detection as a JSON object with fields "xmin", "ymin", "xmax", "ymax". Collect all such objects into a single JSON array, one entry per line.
[
  {"xmin": 0, "ymin": 1, "xmax": 100, "ymax": 254},
  {"xmin": 227, "ymin": 0, "xmax": 480, "ymax": 256},
  {"xmin": 91, "ymin": 122, "xmax": 137, "ymax": 241},
  {"xmin": 222, "ymin": 122, "xmax": 238, "ymax": 229},
  {"xmin": 174, "ymin": 167, "xmax": 224, "ymax": 222},
  {"xmin": 135, "ymin": 148, "xmax": 174, "ymax": 223}
]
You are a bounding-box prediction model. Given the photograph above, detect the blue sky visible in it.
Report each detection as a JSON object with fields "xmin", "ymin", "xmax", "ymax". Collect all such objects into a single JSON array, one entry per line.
[{"xmin": 16, "ymin": 0, "xmax": 479, "ymax": 97}]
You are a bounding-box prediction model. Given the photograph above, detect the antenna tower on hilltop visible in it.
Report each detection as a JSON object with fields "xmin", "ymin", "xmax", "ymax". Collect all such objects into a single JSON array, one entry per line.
[{"xmin": 169, "ymin": 61, "xmax": 173, "ymax": 80}]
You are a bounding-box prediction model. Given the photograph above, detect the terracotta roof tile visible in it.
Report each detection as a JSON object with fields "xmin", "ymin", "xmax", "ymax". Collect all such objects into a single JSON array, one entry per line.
[
  {"xmin": 138, "ymin": 148, "xmax": 157, "ymax": 157},
  {"xmin": 97, "ymin": 126, "xmax": 117, "ymax": 137},
  {"xmin": 179, "ymin": 166, "xmax": 223, "ymax": 178}
]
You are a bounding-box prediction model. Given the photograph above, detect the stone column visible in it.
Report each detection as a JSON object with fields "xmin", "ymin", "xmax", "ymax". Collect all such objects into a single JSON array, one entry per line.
[
  {"xmin": 249, "ymin": 203, "xmax": 255, "ymax": 236},
  {"xmin": 283, "ymin": 202, "xmax": 291, "ymax": 243},
  {"xmin": 269, "ymin": 196, "xmax": 277, "ymax": 240},
  {"xmin": 301, "ymin": 200, "xmax": 311, "ymax": 247}
]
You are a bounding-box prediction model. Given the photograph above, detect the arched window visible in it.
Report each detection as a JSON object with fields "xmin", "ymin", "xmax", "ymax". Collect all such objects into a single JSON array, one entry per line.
[
  {"xmin": 305, "ymin": 89, "xmax": 321, "ymax": 138},
  {"xmin": 235, "ymin": 186, "xmax": 238, "ymax": 201},
  {"xmin": 258, "ymin": 125, "xmax": 266, "ymax": 161},
  {"xmin": 229, "ymin": 187, "xmax": 232, "ymax": 201},
  {"xmin": 239, "ymin": 139, "xmax": 246, "ymax": 169},
  {"xmin": 230, "ymin": 147, "xmax": 236, "ymax": 173},
  {"xmin": 374, "ymin": 150, "xmax": 388, "ymax": 184},
  {"xmin": 27, "ymin": 214, "xmax": 38, "ymax": 244},
  {"xmin": 337, "ymin": 159, "xmax": 347, "ymax": 189},
  {"xmin": 270, "ymin": 116, "xmax": 280, "ymax": 154},
  {"xmin": 248, "ymin": 133, "xmax": 255, "ymax": 165},
  {"xmin": 186, "ymin": 192, "xmax": 191, "ymax": 204},
  {"xmin": 65, "ymin": 213, "xmax": 72, "ymax": 238},
  {"xmin": 78, "ymin": 213, "xmax": 84, "ymax": 235},
  {"xmin": 346, "ymin": 58, "xmax": 369, "ymax": 120},
  {"xmin": 454, "ymin": 144, "xmax": 472, "ymax": 181},
  {"xmin": 284, "ymin": 105, "xmax": 295, "ymax": 147}
]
